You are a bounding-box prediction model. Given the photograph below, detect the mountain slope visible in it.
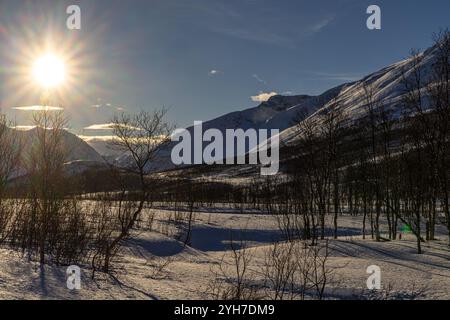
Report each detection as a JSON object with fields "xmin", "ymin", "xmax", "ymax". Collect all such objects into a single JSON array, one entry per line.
[
  {"xmin": 16, "ymin": 127, "xmax": 104, "ymax": 163},
  {"xmin": 98, "ymin": 42, "xmax": 443, "ymax": 174},
  {"xmin": 190, "ymin": 42, "xmax": 441, "ymax": 159},
  {"xmin": 277, "ymin": 44, "xmax": 440, "ymax": 146}
]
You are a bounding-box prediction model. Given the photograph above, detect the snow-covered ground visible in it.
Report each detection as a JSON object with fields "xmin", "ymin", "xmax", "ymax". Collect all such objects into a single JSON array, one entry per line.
[{"xmin": 0, "ymin": 207, "xmax": 449, "ymax": 300}]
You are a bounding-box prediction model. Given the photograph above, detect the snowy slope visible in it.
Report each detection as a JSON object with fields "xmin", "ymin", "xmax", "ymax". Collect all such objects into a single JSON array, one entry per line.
[
  {"xmin": 205, "ymin": 43, "xmax": 441, "ymax": 146},
  {"xmin": 1, "ymin": 208, "xmax": 448, "ymax": 300},
  {"xmin": 278, "ymin": 44, "xmax": 441, "ymax": 145},
  {"xmin": 188, "ymin": 42, "xmax": 442, "ymax": 165},
  {"xmin": 101, "ymin": 42, "xmax": 442, "ymax": 173}
]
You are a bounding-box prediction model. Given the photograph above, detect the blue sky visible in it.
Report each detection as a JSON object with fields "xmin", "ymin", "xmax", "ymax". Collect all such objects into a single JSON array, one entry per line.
[{"xmin": 0, "ymin": 0, "xmax": 449, "ymax": 133}]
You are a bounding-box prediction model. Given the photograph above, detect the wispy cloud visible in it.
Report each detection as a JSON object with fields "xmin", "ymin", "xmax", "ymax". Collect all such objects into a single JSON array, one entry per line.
[
  {"xmin": 80, "ymin": 134, "xmax": 165, "ymax": 145},
  {"xmin": 10, "ymin": 125, "xmax": 70, "ymax": 131},
  {"xmin": 84, "ymin": 123, "xmax": 116, "ymax": 130},
  {"xmin": 309, "ymin": 16, "xmax": 335, "ymax": 33},
  {"xmin": 12, "ymin": 105, "xmax": 64, "ymax": 111},
  {"xmin": 212, "ymin": 27, "xmax": 293, "ymax": 46},
  {"xmin": 209, "ymin": 69, "xmax": 222, "ymax": 76},
  {"xmin": 311, "ymin": 71, "xmax": 362, "ymax": 82},
  {"xmin": 10, "ymin": 125, "xmax": 36, "ymax": 131},
  {"xmin": 91, "ymin": 100, "xmax": 116, "ymax": 109},
  {"xmin": 91, "ymin": 99, "xmax": 127, "ymax": 111},
  {"xmin": 78, "ymin": 135, "xmax": 116, "ymax": 142},
  {"xmin": 252, "ymin": 74, "xmax": 267, "ymax": 85},
  {"xmin": 84, "ymin": 123, "xmax": 141, "ymax": 131},
  {"xmin": 211, "ymin": 14, "xmax": 337, "ymax": 47},
  {"xmin": 251, "ymin": 91, "xmax": 278, "ymax": 102}
]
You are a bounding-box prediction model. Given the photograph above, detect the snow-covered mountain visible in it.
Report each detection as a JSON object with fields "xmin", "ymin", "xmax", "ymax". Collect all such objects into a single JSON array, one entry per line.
[
  {"xmin": 194, "ymin": 84, "xmax": 353, "ymax": 135},
  {"xmin": 78, "ymin": 135, "xmax": 122, "ymax": 159},
  {"xmin": 86, "ymin": 41, "xmax": 442, "ymax": 174},
  {"xmin": 189, "ymin": 43, "xmax": 441, "ymax": 151},
  {"xmin": 172, "ymin": 44, "xmax": 439, "ymax": 171},
  {"xmin": 277, "ymin": 48, "xmax": 440, "ymax": 145}
]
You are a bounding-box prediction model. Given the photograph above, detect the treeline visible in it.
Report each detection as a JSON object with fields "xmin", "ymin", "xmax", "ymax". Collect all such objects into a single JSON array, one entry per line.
[
  {"xmin": 278, "ymin": 31, "xmax": 450, "ymax": 253},
  {"xmin": 177, "ymin": 31, "xmax": 449, "ymax": 254},
  {"xmin": 139, "ymin": 31, "xmax": 450, "ymax": 254}
]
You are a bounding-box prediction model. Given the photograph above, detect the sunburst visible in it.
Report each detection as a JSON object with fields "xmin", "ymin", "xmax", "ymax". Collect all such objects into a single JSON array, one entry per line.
[{"xmin": 32, "ymin": 54, "xmax": 66, "ymax": 88}]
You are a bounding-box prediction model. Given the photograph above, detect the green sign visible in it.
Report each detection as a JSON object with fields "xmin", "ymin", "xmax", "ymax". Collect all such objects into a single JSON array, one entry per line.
[{"xmin": 401, "ymin": 224, "xmax": 412, "ymax": 233}]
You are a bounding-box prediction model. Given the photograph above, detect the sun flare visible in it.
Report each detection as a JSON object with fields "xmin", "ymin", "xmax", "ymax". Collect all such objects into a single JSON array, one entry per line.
[{"xmin": 32, "ymin": 54, "xmax": 66, "ymax": 88}]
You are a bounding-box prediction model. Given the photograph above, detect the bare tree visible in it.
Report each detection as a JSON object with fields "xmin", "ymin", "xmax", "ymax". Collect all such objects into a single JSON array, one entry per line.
[
  {"xmin": 262, "ymin": 241, "xmax": 298, "ymax": 300},
  {"xmin": 25, "ymin": 110, "xmax": 69, "ymax": 263},
  {"xmin": 208, "ymin": 234, "xmax": 261, "ymax": 300},
  {"xmin": 362, "ymin": 82, "xmax": 383, "ymax": 241},
  {"xmin": 427, "ymin": 30, "xmax": 450, "ymax": 245},
  {"xmin": 98, "ymin": 109, "xmax": 173, "ymax": 272},
  {"xmin": 318, "ymin": 99, "xmax": 346, "ymax": 239},
  {"xmin": 400, "ymin": 50, "xmax": 430, "ymax": 253},
  {"xmin": 0, "ymin": 115, "xmax": 22, "ymax": 243},
  {"xmin": 261, "ymin": 240, "xmax": 333, "ymax": 300}
]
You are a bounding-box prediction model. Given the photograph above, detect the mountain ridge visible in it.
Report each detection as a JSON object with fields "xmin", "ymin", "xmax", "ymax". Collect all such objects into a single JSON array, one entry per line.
[{"xmin": 83, "ymin": 41, "xmax": 444, "ymax": 174}]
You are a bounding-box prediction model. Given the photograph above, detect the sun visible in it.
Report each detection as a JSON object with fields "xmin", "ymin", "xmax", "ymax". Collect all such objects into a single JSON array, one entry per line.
[{"xmin": 32, "ymin": 54, "xmax": 66, "ymax": 88}]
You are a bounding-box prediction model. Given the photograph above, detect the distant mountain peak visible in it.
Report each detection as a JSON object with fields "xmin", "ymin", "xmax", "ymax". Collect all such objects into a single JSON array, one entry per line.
[{"xmin": 14, "ymin": 127, "xmax": 104, "ymax": 163}]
